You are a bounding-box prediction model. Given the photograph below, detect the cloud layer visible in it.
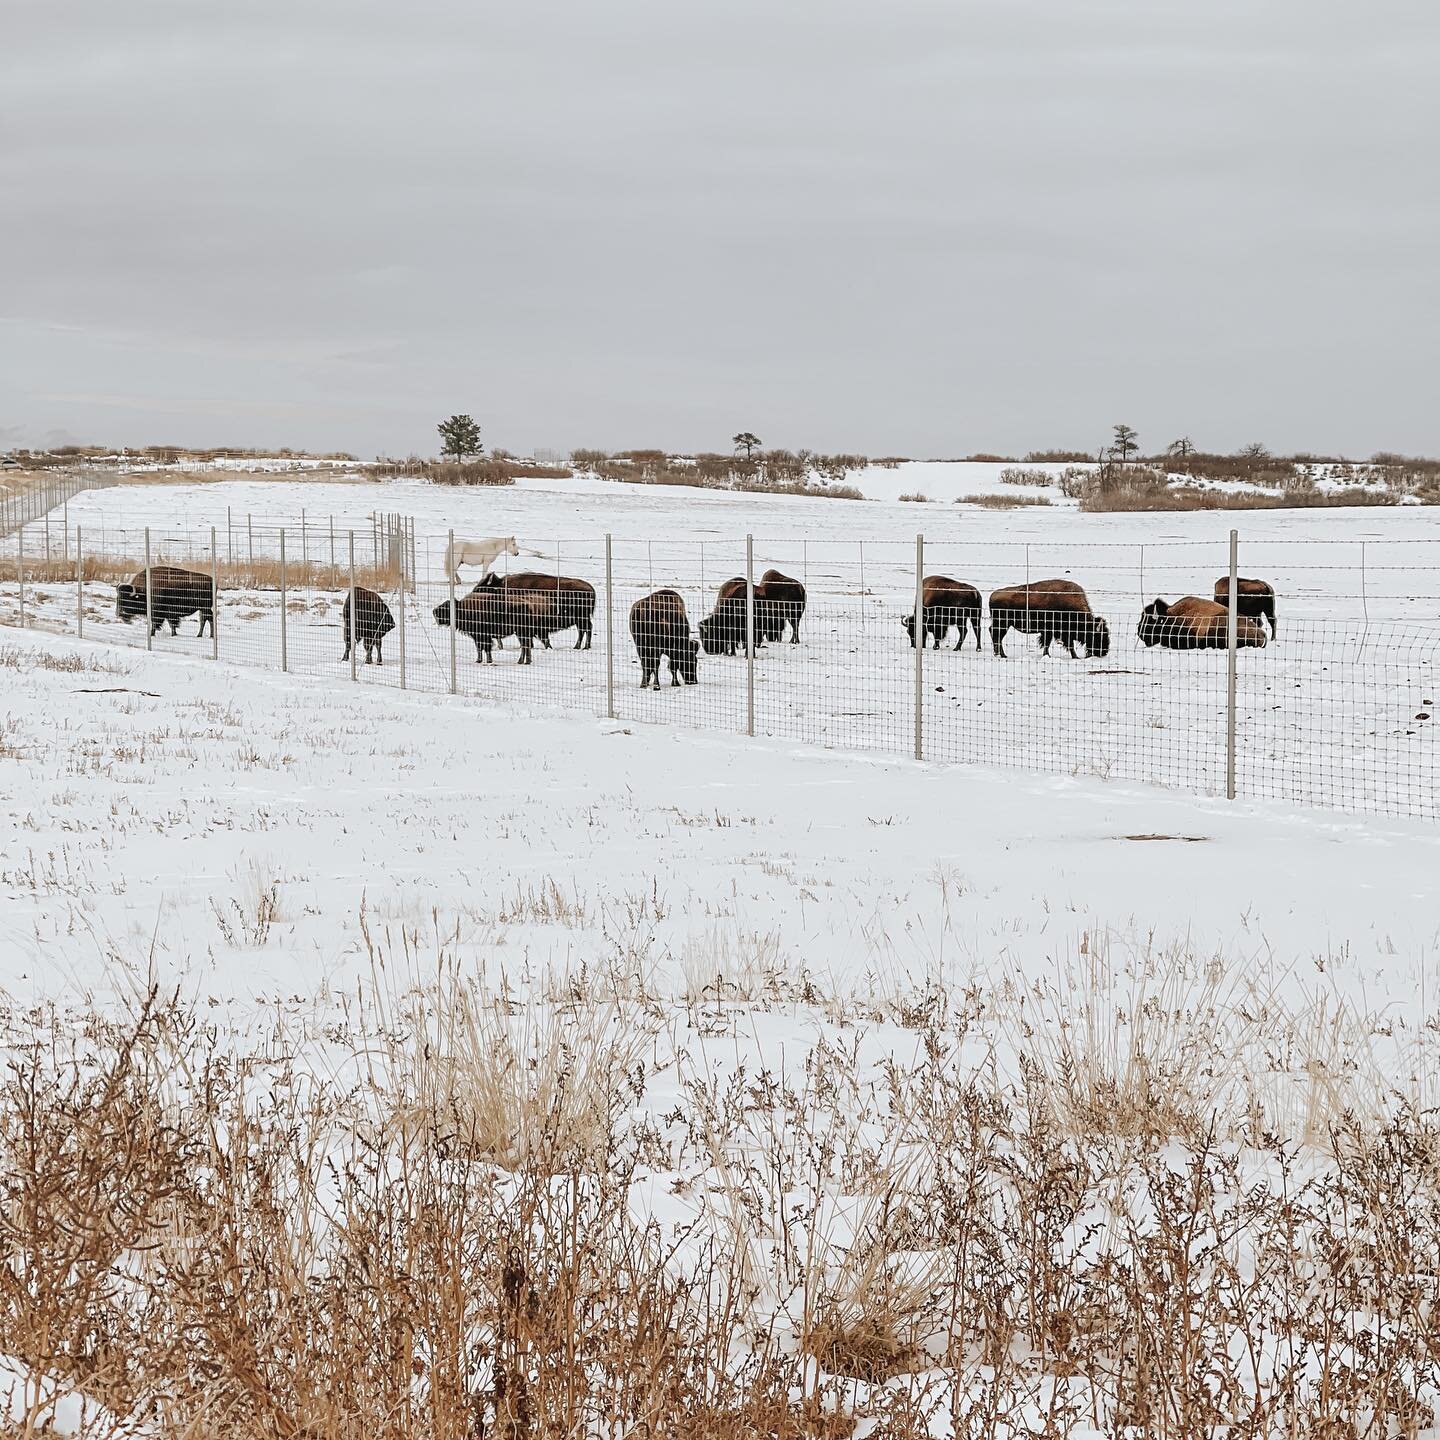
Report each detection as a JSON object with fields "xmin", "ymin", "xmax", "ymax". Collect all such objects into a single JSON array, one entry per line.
[{"xmin": 4, "ymin": 0, "xmax": 1437, "ymax": 456}]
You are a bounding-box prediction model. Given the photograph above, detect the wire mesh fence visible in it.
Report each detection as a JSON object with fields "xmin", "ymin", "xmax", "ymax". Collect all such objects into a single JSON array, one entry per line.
[{"xmin": 2, "ymin": 515, "xmax": 1438, "ymax": 821}]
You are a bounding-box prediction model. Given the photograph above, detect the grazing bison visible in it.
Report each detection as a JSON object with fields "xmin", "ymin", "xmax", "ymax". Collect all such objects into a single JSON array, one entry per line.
[
  {"xmin": 989, "ymin": 579, "xmax": 1111, "ymax": 659},
  {"xmin": 630, "ymin": 589, "xmax": 699, "ymax": 688},
  {"xmin": 472, "ymin": 571, "xmax": 595, "ymax": 649},
  {"xmin": 698, "ymin": 577, "xmax": 756, "ymax": 657},
  {"xmin": 903, "ymin": 575, "xmax": 983, "ymax": 650},
  {"xmin": 1139, "ymin": 597, "xmax": 1268, "ymax": 650},
  {"xmin": 115, "ymin": 565, "xmax": 215, "ymax": 638},
  {"xmin": 758, "ymin": 569, "xmax": 806, "ymax": 643},
  {"xmin": 342, "ymin": 586, "xmax": 395, "ymax": 664},
  {"xmin": 1213, "ymin": 576, "xmax": 1277, "ymax": 639},
  {"xmin": 433, "ymin": 587, "xmax": 544, "ymax": 664}
]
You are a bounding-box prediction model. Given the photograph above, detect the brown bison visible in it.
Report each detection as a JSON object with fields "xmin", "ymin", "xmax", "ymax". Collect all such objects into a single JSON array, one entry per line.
[
  {"xmin": 903, "ymin": 575, "xmax": 983, "ymax": 650},
  {"xmin": 1213, "ymin": 576, "xmax": 1277, "ymax": 639},
  {"xmin": 115, "ymin": 565, "xmax": 215, "ymax": 638},
  {"xmin": 989, "ymin": 579, "xmax": 1111, "ymax": 659},
  {"xmin": 342, "ymin": 586, "xmax": 395, "ymax": 664},
  {"xmin": 472, "ymin": 571, "xmax": 595, "ymax": 649},
  {"xmin": 630, "ymin": 589, "xmax": 699, "ymax": 688},
  {"xmin": 433, "ymin": 588, "xmax": 545, "ymax": 664},
  {"xmin": 758, "ymin": 569, "xmax": 806, "ymax": 643},
  {"xmin": 698, "ymin": 577, "xmax": 757, "ymax": 656},
  {"xmin": 699, "ymin": 571, "xmax": 807, "ymax": 654},
  {"xmin": 1139, "ymin": 597, "xmax": 1268, "ymax": 650}
]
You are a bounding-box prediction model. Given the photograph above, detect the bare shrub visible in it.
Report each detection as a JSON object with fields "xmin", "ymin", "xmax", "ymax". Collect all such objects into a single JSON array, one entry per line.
[
  {"xmin": 898, "ymin": 492, "xmax": 928, "ymax": 503},
  {"xmin": 1024, "ymin": 448, "xmax": 1091, "ymax": 462},
  {"xmin": 997, "ymin": 467, "xmax": 1053, "ymax": 488}
]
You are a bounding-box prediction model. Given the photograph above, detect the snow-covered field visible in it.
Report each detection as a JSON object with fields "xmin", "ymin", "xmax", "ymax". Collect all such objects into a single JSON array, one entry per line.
[
  {"xmin": 5, "ymin": 618, "xmax": 1437, "ymax": 1022},
  {"xmin": 5, "ymin": 469, "xmax": 1440, "ymax": 1434},
  {"xmin": 2, "ymin": 615, "xmax": 1439, "ymax": 1434},
  {"xmin": 5, "ymin": 469, "xmax": 1439, "ymax": 818}
]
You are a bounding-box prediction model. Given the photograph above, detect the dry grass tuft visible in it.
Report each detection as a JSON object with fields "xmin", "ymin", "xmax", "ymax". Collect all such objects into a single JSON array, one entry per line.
[
  {"xmin": 0, "ymin": 646, "xmax": 126, "ymax": 674},
  {"xmin": 955, "ymin": 492, "xmax": 1053, "ymax": 508}
]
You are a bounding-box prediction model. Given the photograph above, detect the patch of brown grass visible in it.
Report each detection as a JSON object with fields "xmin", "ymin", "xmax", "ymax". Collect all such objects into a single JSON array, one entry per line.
[
  {"xmin": 955, "ymin": 492, "xmax": 1053, "ymax": 508},
  {"xmin": 1, "ymin": 934, "xmax": 1436, "ymax": 1439},
  {"xmin": 371, "ymin": 457, "xmax": 571, "ymax": 484},
  {"xmin": 13, "ymin": 555, "xmax": 398, "ymax": 592}
]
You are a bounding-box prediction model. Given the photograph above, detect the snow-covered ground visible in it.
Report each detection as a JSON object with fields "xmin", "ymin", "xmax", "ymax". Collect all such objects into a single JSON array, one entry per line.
[
  {"xmin": 5, "ymin": 471, "xmax": 1438, "ymax": 819},
  {"xmin": 5, "ymin": 477, "xmax": 1440, "ymax": 1433},
  {"xmin": 2, "ymin": 622, "xmax": 1437, "ymax": 1083}
]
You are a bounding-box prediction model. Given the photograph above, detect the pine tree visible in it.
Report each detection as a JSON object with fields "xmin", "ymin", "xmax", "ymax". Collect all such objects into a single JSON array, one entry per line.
[{"xmin": 438, "ymin": 414, "xmax": 483, "ymax": 462}]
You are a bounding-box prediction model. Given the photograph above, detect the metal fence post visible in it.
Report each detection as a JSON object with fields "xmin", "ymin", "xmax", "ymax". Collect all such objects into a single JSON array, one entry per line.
[
  {"xmin": 447, "ymin": 529, "xmax": 457, "ymax": 695},
  {"xmin": 745, "ymin": 534, "xmax": 756, "ymax": 737},
  {"xmin": 1226, "ymin": 528, "xmax": 1238, "ymax": 801},
  {"xmin": 210, "ymin": 525, "xmax": 219, "ymax": 660},
  {"xmin": 16, "ymin": 527, "xmax": 25, "ymax": 629},
  {"xmin": 247, "ymin": 514, "xmax": 254, "ymax": 571},
  {"xmin": 348, "ymin": 532, "xmax": 358, "ymax": 682},
  {"xmin": 328, "ymin": 515, "xmax": 335, "ymax": 571},
  {"xmin": 279, "ymin": 528, "xmax": 289, "ymax": 673},
  {"xmin": 914, "ymin": 533, "xmax": 925, "ymax": 761},
  {"xmin": 144, "ymin": 527, "xmax": 153, "ymax": 650},
  {"xmin": 605, "ymin": 533, "xmax": 616, "ymax": 719},
  {"xmin": 397, "ymin": 532, "xmax": 407, "ymax": 691},
  {"xmin": 227, "ymin": 506, "xmax": 234, "ymax": 565},
  {"xmin": 76, "ymin": 525, "xmax": 83, "ymax": 637},
  {"xmin": 301, "ymin": 510, "xmax": 308, "ymax": 571}
]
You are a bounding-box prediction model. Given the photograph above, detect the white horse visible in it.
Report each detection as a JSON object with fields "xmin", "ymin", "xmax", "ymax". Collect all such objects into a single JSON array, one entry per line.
[{"xmin": 444, "ymin": 535, "xmax": 519, "ymax": 582}]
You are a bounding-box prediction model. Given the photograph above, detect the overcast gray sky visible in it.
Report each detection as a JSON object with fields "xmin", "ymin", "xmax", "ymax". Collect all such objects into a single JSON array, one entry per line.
[{"xmin": 3, "ymin": 0, "xmax": 1437, "ymax": 458}]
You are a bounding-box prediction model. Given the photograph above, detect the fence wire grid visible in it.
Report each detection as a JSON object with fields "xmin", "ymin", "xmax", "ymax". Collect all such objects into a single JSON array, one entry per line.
[{"xmin": 3, "ymin": 515, "xmax": 1439, "ymax": 822}]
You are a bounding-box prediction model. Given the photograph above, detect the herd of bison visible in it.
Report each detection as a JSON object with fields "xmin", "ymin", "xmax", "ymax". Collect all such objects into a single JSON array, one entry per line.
[{"xmin": 112, "ymin": 564, "xmax": 1279, "ymax": 687}]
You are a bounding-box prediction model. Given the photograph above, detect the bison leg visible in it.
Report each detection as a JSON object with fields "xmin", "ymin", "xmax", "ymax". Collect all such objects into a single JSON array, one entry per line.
[
  {"xmin": 518, "ymin": 638, "xmax": 533, "ymax": 665},
  {"xmin": 991, "ymin": 620, "xmax": 1008, "ymax": 658},
  {"xmin": 539, "ymin": 634, "xmax": 552, "ymax": 650}
]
